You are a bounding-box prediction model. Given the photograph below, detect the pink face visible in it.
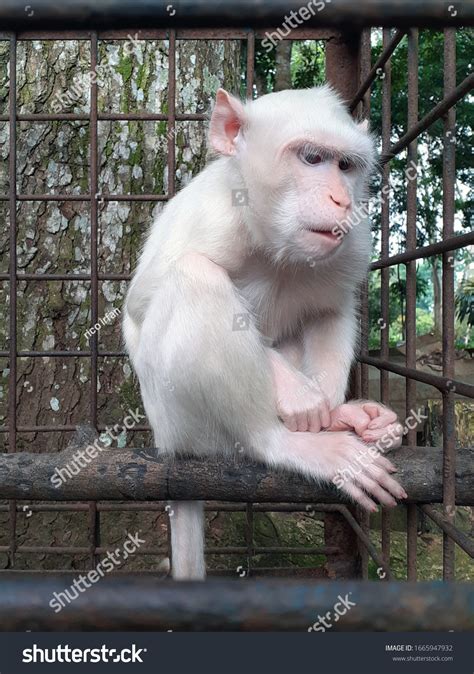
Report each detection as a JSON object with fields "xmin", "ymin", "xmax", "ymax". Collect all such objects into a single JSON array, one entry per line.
[{"xmin": 283, "ymin": 139, "xmax": 368, "ymax": 258}]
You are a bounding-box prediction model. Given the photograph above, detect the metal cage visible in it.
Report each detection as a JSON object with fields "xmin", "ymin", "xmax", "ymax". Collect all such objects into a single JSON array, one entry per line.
[{"xmin": 0, "ymin": 0, "xmax": 472, "ymax": 631}]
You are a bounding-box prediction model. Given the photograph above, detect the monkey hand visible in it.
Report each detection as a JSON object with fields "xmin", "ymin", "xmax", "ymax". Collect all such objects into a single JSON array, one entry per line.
[
  {"xmin": 327, "ymin": 401, "xmax": 404, "ymax": 450},
  {"xmin": 316, "ymin": 432, "xmax": 408, "ymax": 511},
  {"xmin": 275, "ymin": 374, "xmax": 331, "ymax": 433}
]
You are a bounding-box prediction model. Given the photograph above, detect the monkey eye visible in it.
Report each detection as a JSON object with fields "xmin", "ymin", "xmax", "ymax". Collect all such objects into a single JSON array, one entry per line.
[
  {"xmin": 339, "ymin": 158, "xmax": 353, "ymax": 171},
  {"xmin": 298, "ymin": 148, "xmax": 323, "ymax": 166}
]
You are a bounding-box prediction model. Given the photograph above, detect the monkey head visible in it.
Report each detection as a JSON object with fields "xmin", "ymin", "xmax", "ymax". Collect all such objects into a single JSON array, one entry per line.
[{"xmin": 209, "ymin": 85, "xmax": 376, "ymax": 265}]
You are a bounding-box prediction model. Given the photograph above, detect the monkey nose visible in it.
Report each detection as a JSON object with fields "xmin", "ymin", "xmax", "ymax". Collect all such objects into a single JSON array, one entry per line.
[{"xmin": 330, "ymin": 193, "xmax": 351, "ymax": 210}]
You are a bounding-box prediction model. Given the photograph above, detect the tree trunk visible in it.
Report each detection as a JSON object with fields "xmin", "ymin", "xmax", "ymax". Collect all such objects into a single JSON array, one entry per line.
[
  {"xmin": 432, "ymin": 257, "xmax": 442, "ymax": 335},
  {"xmin": 0, "ymin": 37, "xmax": 241, "ymax": 570},
  {"xmin": 274, "ymin": 40, "xmax": 292, "ymax": 91}
]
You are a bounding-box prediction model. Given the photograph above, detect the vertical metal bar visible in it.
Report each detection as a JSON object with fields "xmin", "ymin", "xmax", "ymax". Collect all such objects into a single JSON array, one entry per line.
[
  {"xmin": 324, "ymin": 31, "xmax": 363, "ymax": 579},
  {"xmin": 358, "ymin": 27, "xmax": 372, "ymax": 579},
  {"xmin": 245, "ymin": 29, "xmax": 255, "ymax": 574},
  {"xmin": 405, "ymin": 28, "xmax": 419, "ymax": 581},
  {"xmin": 245, "ymin": 502, "xmax": 254, "ymax": 576},
  {"xmin": 166, "ymin": 29, "xmax": 177, "ymax": 568},
  {"xmin": 246, "ymin": 30, "xmax": 255, "ymax": 98},
  {"xmin": 442, "ymin": 28, "xmax": 456, "ymax": 580},
  {"xmin": 8, "ymin": 33, "xmax": 18, "ymax": 568},
  {"xmin": 243, "ymin": 30, "xmax": 256, "ymax": 573},
  {"xmin": 380, "ymin": 27, "xmax": 392, "ymax": 571},
  {"xmin": 89, "ymin": 32, "xmax": 100, "ymax": 568},
  {"xmin": 167, "ymin": 30, "xmax": 176, "ymax": 198}
]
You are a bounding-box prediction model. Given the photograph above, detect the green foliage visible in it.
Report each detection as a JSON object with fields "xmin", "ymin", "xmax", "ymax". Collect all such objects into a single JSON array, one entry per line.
[
  {"xmin": 254, "ymin": 39, "xmax": 325, "ymax": 94},
  {"xmin": 456, "ymin": 277, "xmax": 474, "ymax": 327}
]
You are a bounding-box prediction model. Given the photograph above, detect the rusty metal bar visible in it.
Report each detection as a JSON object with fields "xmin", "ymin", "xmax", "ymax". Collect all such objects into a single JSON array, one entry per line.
[
  {"xmin": 0, "ymin": 544, "xmax": 337, "ymax": 556},
  {"xmin": 7, "ymin": 32, "xmax": 18, "ymax": 567},
  {"xmin": 371, "ymin": 231, "xmax": 474, "ymax": 270},
  {"xmin": 246, "ymin": 30, "xmax": 255, "ymax": 98},
  {"xmin": 88, "ymin": 30, "xmax": 100, "ymax": 569},
  {"xmin": 421, "ymin": 505, "xmax": 474, "ymax": 559},
  {"xmin": 325, "ymin": 30, "xmax": 363, "ymax": 580},
  {"xmin": 356, "ymin": 26, "xmax": 372, "ymax": 581},
  {"xmin": 0, "ymin": 113, "xmax": 206, "ymax": 122},
  {"xmin": 359, "ymin": 355, "xmax": 474, "ymax": 398},
  {"xmin": 442, "ymin": 28, "xmax": 457, "ymax": 581},
  {"xmin": 379, "ymin": 28, "xmax": 392, "ymax": 571},
  {"xmin": 1, "ymin": 446, "xmax": 472, "ymax": 504},
  {"xmin": 349, "ymin": 29, "xmax": 406, "ymax": 112},
  {"xmin": 0, "ymin": 193, "xmax": 168, "ymax": 201},
  {"xmin": 381, "ymin": 72, "xmax": 474, "ymax": 163},
  {"xmin": 0, "ymin": 576, "xmax": 473, "ymax": 631},
  {"xmin": 336, "ymin": 506, "xmax": 392, "ymax": 581},
  {"xmin": 405, "ymin": 27, "xmax": 419, "ymax": 582},
  {"xmin": 1, "ymin": 0, "xmax": 473, "ymax": 29}
]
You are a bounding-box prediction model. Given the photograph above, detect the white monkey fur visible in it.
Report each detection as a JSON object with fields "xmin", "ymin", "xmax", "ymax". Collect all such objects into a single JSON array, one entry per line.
[{"xmin": 123, "ymin": 85, "xmax": 406, "ymax": 580}]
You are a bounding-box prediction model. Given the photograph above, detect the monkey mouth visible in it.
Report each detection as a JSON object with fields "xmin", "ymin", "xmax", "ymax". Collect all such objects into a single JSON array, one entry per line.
[{"xmin": 305, "ymin": 228, "xmax": 340, "ymax": 243}]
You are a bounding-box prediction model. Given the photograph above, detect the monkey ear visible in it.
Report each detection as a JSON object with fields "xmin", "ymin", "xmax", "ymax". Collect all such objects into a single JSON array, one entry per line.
[
  {"xmin": 357, "ymin": 118, "xmax": 370, "ymax": 133},
  {"xmin": 209, "ymin": 88, "xmax": 246, "ymax": 156}
]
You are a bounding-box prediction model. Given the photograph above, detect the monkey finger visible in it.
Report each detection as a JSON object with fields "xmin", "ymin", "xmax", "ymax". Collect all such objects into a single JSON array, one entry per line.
[
  {"xmin": 341, "ymin": 482, "xmax": 378, "ymax": 513},
  {"xmin": 365, "ymin": 465, "xmax": 408, "ymax": 500},
  {"xmin": 366, "ymin": 410, "xmax": 398, "ymax": 430},
  {"xmin": 343, "ymin": 406, "xmax": 372, "ymax": 437},
  {"xmin": 308, "ymin": 410, "xmax": 322, "ymax": 433},
  {"xmin": 296, "ymin": 411, "xmax": 309, "ymax": 432},
  {"xmin": 354, "ymin": 473, "xmax": 398, "ymax": 508},
  {"xmin": 362, "ymin": 423, "xmax": 403, "ymax": 446},
  {"xmin": 327, "ymin": 404, "xmax": 370, "ymax": 434},
  {"xmin": 362, "ymin": 402, "xmax": 383, "ymax": 420},
  {"xmin": 319, "ymin": 401, "xmax": 331, "ymax": 429},
  {"xmin": 279, "ymin": 413, "xmax": 298, "ymax": 432},
  {"xmin": 373, "ymin": 454, "xmax": 398, "ymax": 473}
]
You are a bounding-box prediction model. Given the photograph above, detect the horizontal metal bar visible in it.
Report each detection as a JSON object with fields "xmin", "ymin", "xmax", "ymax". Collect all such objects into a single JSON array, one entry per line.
[
  {"xmin": 0, "ymin": 501, "xmax": 345, "ymax": 513},
  {"xmin": 0, "ymin": 274, "xmax": 131, "ymax": 281},
  {"xmin": 0, "ymin": 351, "xmax": 127, "ymax": 358},
  {"xmin": 420, "ymin": 505, "xmax": 474, "ymax": 558},
  {"xmin": 0, "ymin": 0, "xmax": 473, "ymax": 29},
  {"xmin": 359, "ymin": 355, "xmax": 474, "ymax": 398},
  {"xmin": 382, "ymin": 72, "xmax": 474, "ymax": 163},
  {"xmin": 0, "ymin": 425, "xmax": 150, "ymax": 433},
  {"xmin": 0, "ymin": 113, "xmax": 207, "ymax": 122},
  {"xmin": 0, "ymin": 544, "xmax": 336, "ymax": 556},
  {"xmin": 370, "ymin": 232, "xmax": 474, "ymax": 270},
  {"xmin": 0, "ymin": 28, "xmax": 335, "ymax": 40},
  {"xmin": 350, "ymin": 29, "xmax": 407, "ymax": 112},
  {"xmin": 0, "ymin": 576, "xmax": 473, "ymax": 631},
  {"xmin": 0, "ymin": 194, "xmax": 167, "ymax": 201},
  {"xmin": 1, "ymin": 446, "xmax": 472, "ymax": 504}
]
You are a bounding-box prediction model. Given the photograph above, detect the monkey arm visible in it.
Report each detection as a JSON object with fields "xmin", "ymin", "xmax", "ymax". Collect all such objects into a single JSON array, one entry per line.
[
  {"xmin": 301, "ymin": 305, "xmax": 358, "ymax": 410},
  {"xmin": 128, "ymin": 255, "xmax": 406, "ymax": 515},
  {"xmin": 301, "ymin": 308, "xmax": 403, "ymax": 446},
  {"xmin": 267, "ymin": 347, "xmax": 331, "ymax": 433}
]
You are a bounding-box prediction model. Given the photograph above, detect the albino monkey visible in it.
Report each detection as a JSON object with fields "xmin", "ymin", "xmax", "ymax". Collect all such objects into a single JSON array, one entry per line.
[{"xmin": 123, "ymin": 85, "xmax": 407, "ymax": 580}]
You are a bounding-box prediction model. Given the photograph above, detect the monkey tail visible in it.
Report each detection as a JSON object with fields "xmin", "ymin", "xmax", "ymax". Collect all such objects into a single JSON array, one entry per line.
[{"xmin": 169, "ymin": 500, "xmax": 206, "ymax": 580}]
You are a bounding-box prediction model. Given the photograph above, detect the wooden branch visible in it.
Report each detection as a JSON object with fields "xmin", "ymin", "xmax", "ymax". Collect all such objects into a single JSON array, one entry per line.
[{"xmin": 0, "ymin": 444, "xmax": 472, "ymax": 504}]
